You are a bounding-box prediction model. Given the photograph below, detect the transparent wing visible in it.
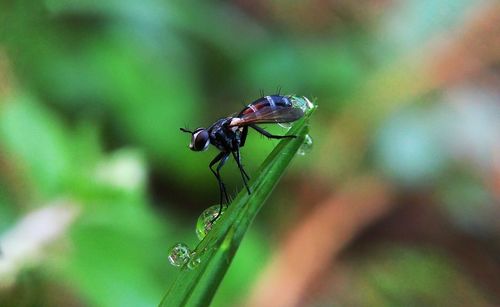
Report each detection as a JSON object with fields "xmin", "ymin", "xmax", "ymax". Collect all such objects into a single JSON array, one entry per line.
[{"xmin": 230, "ymin": 106, "xmax": 304, "ymax": 126}]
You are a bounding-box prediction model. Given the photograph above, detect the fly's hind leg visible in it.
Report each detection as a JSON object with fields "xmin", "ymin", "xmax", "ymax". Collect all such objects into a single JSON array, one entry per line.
[
  {"xmin": 250, "ymin": 124, "xmax": 297, "ymax": 139},
  {"xmin": 232, "ymin": 147, "xmax": 251, "ymax": 195},
  {"xmin": 238, "ymin": 126, "xmax": 250, "ymax": 181}
]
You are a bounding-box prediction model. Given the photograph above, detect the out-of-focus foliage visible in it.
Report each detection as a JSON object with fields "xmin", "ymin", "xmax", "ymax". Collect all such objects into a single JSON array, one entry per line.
[{"xmin": 1, "ymin": 0, "xmax": 499, "ymax": 306}]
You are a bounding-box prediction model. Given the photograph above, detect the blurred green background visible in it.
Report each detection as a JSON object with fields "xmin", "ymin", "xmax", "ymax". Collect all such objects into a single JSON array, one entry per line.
[{"xmin": 1, "ymin": 0, "xmax": 500, "ymax": 306}]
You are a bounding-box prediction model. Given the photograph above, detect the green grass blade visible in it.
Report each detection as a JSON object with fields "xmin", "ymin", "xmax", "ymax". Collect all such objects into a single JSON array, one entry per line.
[{"xmin": 159, "ymin": 105, "xmax": 316, "ymax": 307}]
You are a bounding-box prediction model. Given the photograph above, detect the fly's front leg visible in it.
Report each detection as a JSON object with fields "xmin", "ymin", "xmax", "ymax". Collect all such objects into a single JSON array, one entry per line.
[
  {"xmin": 216, "ymin": 154, "xmax": 230, "ymax": 207},
  {"xmin": 250, "ymin": 124, "xmax": 297, "ymax": 139},
  {"xmin": 209, "ymin": 152, "xmax": 230, "ymax": 220}
]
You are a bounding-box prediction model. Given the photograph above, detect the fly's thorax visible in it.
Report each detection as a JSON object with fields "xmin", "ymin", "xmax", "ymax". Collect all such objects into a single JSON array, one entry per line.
[{"xmin": 207, "ymin": 117, "xmax": 241, "ymax": 152}]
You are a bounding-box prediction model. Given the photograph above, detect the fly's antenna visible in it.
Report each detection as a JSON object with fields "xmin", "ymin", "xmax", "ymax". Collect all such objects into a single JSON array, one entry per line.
[
  {"xmin": 180, "ymin": 127, "xmax": 193, "ymax": 134},
  {"xmin": 259, "ymin": 88, "xmax": 265, "ymax": 97},
  {"xmin": 276, "ymin": 86, "xmax": 282, "ymax": 96}
]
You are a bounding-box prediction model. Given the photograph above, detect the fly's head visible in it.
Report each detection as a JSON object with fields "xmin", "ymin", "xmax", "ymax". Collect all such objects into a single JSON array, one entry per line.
[{"xmin": 180, "ymin": 127, "xmax": 210, "ymax": 151}]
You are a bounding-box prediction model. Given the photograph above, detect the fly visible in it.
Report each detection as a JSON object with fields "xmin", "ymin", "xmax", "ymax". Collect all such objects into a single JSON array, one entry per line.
[{"xmin": 181, "ymin": 95, "xmax": 306, "ymax": 220}]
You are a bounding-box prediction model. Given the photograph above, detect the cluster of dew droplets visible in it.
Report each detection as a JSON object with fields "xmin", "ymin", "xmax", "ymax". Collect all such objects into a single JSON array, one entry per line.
[
  {"xmin": 167, "ymin": 243, "xmax": 201, "ymax": 270},
  {"xmin": 167, "ymin": 205, "xmax": 226, "ymax": 269},
  {"xmin": 196, "ymin": 205, "xmax": 225, "ymax": 240}
]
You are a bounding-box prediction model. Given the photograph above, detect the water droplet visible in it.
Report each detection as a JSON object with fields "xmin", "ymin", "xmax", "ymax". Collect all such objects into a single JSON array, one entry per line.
[
  {"xmin": 168, "ymin": 243, "xmax": 192, "ymax": 267},
  {"xmin": 278, "ymin": 122, "xmax": 292, "ymax": 129},
  {"xmin": 298, "ymin": 134, "xmax": 313, "ymax": 156},
  {"xmin": 291, "ymin": 96, "xmax": 315, "ymax": 113},
  {"xmin": 196, "ymin": 205, "xmax": 225, "ymax": 240},
  {"xmin": 187, "ymin": 252, "xmax": 201, "ymax": 270}
]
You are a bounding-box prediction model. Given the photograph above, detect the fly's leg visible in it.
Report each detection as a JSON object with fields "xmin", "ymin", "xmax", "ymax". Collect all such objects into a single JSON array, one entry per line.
[
  {"xmin": 232, "ymin": 148, "xmax": 251, "ymax": 195},
  {"xmin": 209, "ymin": 152, "xmax": 230, "ymax": 222},
  {"xmin": 240, "ymin": 126, "xmax": 248, "ymax": 147},
  {"xmin": 250, "ymin": 124, "xmax": 297, "ymax": 139},
  {"xmin": 237, "ymin": 126, "xmax": 250, "ymax": 181}
]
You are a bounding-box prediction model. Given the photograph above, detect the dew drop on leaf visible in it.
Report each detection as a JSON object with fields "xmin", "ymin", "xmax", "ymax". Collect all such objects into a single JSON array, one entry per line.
[
  {"xmin": 298, "ymin": 134, "xmax": 313, "ymax": 156},
  {"xmin": 291, "ymin": 96, "xmax": 315, "ymax": 113},
  {"xmin": 187, "ymin": 252, "xmax": 201, "ymax": 270},
  {"xmin": 278, "ymin": 122, "xmax": 292, "ymax": 129},
  {"xmin": 196, "ymin": 205, "xmax": 225, "ymax": 240},
  {"xmin": 168, "ymin": 243, "xmax": 192, "ymax": 267}
]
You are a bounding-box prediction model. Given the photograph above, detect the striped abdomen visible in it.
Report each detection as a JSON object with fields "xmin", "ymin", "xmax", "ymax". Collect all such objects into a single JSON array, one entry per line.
[{"xmin": 239, "ymin": 95, "xmax": 293, "ymax": 117}]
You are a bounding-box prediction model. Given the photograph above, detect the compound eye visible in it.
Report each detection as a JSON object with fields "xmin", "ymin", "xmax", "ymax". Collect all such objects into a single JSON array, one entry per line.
[{"xmin": 191, "ymin": 129, "xmax": 209, "ymax": 151}]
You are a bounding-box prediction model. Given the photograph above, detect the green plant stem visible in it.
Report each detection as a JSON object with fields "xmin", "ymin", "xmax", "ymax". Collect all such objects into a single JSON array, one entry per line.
[{"xmin": 159, "ymin": 106, "xmax": 316, "ymax": 307}]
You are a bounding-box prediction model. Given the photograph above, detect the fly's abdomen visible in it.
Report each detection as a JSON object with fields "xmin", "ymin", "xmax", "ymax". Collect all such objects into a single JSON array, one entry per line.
[{"xmin": 239, "ymin": 95, "xmax": 292, "ymax": 116}]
